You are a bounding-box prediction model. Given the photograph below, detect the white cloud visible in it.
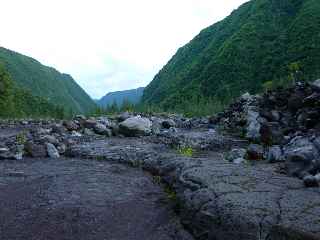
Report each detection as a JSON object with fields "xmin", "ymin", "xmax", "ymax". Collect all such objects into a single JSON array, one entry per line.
[{"xmin": 0, "ymin": 0, "xmax": 248, "ymax": 98}]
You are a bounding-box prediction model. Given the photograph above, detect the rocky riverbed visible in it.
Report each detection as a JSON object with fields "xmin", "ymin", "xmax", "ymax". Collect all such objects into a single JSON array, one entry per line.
[{"xmin": 1, "ymin": 81, "xmax": 320, "ymax": 239}]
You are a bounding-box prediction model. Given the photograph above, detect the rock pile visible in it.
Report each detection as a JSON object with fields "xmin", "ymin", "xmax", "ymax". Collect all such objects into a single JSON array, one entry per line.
[{"xmin": 212, "ymin": 80, "xmax": 320, "ymax": 186}]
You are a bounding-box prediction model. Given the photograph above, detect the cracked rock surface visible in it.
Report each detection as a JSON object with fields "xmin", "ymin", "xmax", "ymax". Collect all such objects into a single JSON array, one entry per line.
[{"xmin": 68, "ymin": 135, "xmax": 320, "ymax": 240}]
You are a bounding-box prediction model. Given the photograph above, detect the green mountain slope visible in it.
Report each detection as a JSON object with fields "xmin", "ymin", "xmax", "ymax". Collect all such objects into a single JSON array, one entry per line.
[
  {"xmin": 0, "ymin": 64, "xmax": 65, "ymax": 118},
  {"xmin": 143, "ymin": 0, "xmax": 320, "ymax": 111},
  {"xmin": 0, "ymin": 47, "xmax": 96, "ymax": 114},
  {"xmin": 97, "ymin": 87, "xmax": 145, "ymax": 108}
]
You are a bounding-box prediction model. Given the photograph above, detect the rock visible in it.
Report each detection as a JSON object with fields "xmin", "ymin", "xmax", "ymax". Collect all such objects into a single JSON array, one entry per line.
[
  {"xmin": 303, "ymin": 174, "xmax": 320, "ymax": 188},
  {"xmin": 118, "ymin": 112, "xmax": 131, "ymax": 122},
  {"xmin": 151, "ymin": 120, "xmax": 161, "ymax": 135},
  {"xmin": 93, "ymin": 123, "xmax": 112, "ymax": 136},
  {"xmin": 57, "ymin": 143, "xmax": 66, "ymax": 154},
  {"xmin": 83, "ymin": 119, "xmax": 97, "ymax": 129},
  {"xmin": 284, "ymin": 137, "xmax": 320, "ymax": 177},
  {"xmin": 51, "ymin": 124, "xmax": 66, "ymax": 134},
  {"xmin": 0, "ymin": 147, "xmax": 13, "ymax": 160},
  {"xmin": 119, "ymin": 116, "xmax": 152, "ymax": 137},
  {"xmin": 246, "ymin": 144, "xmax": 264, "ymax": 160},
  {"xmin": 42, "ymin": 135, "xmax": 59, "ymax": 145},
  {"xmin": 63, "ymin": 121, "xmax": 79, "ymax": 131},
  {"xmin": 270, "ymin": 110, "xmax": 281, "ymax": 122},
  {"xmin": 71, "ymin": 131, "xmax": 82, "ymax": 137},
  {"xmin": 240, "ymin": 92, "xmax": 252, "ymax": 101},
  {"xmin": 245, "ymin": 107, "xmax": 261, "ymax": 141},
  {"xmin": 162, "ymin": 119, "xmax": 176, "ymax": 129},
  {"xmin": 267, "ymin": 146, "xmax": 284, "ymax": 163},
  {"xmin": 226, "ymin": 148, "xmax": 246, "ymax": 164},
  {"xmin": 25, "ymin": 143, "xmax": 47, "ymax": 158},
  {"xmin": 74, "ymin": 115, "xmax": 86, "ymax": 121},
  {"xmin": 46, "ymin": 143, "xmax": 60, "ymax": 158},
  {"xmin": 83, "ymin": 128, "xmax": 95, "ymax": 136},
  {"xmin": 260, "ymin": 122, "xmax": 284, "ymax": 145},
  {"xmin": 310, "ymin": 79, "xmax": 320, "ymax": 92}
]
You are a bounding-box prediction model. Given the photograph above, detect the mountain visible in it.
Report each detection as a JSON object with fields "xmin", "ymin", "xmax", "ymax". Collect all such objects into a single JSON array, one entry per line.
[
  {"xmin": 0, "ymin": 64, "xmax": 65, "ymax": 118},
  {"xmin": 97, "ymin": 87, "xmax": 145, "ymax": 107},
  {"xmin": 142, "ymin": 0, "xmax": 320, "ymax": 112},
  {"xmin": 0, "ymin": 47, "xmax": 96, "ymax": 114}
]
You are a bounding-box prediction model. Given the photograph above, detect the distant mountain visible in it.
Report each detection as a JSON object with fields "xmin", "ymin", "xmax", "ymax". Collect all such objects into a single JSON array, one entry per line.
[
  {"xmin": 0, "ymin": 47, "xmax": 96, "ymax": 114},
  {"xmin": 143, "ymin": 0, "xmax": 320, "ymax": 111},
  {"xmin": 97, "ymin": 87, "xmax": 145, "ymax": 107}
]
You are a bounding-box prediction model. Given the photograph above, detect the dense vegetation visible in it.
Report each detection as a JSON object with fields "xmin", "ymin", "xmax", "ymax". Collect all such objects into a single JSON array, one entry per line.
[
  {"xmin": 97, "ymin": 87, "xmax": 145, "ymax": 108},
  {"xmin": 0, "ymin": 64, "xmax": 65, "ymax": 118},
  {"xmin": 142, "ymin": 0, "xmax": 320, "ymax": 115},
  {"xmin": 0, "ymin": 47, "xmax": 96, "ymax": 114}
]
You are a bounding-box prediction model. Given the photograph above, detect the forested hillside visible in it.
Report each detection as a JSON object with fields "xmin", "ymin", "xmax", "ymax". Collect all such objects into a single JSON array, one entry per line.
[
  {"xmin": 0, "ymin": 47, "xmax": 96, "ymax": 114},
  {"xmin": 0, "ymin": 64, "xmax": 65, "ymax": 118},
  {"xmin": 142, "ymin": 0, "xmax": 320, "ymax": 113},
  {"xmin": 97, "ymin": 87, "xmax": 145, "ymax": 108}
]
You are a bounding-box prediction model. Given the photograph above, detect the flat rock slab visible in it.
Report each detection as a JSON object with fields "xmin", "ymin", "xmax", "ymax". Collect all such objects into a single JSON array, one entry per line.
[
  {"xmin": 68, "ymin": 137, "xmax": 320, "ymax": 240},
  {"xmin": 0, "ymin": 158, "xmax": 192, "ymax": 240}
]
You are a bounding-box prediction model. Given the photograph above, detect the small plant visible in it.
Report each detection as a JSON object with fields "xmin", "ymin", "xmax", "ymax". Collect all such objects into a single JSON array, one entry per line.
[
  {"xmin": 16, "ymin": 131, "xmax": 27, "ymax": 145},
  {"xmin": 177, "ymin": 146, "xmax": 194, "ymax": 157},
  {"xmin": 164, "ymin": 186, "xmax": 177, "ymax": 201}
]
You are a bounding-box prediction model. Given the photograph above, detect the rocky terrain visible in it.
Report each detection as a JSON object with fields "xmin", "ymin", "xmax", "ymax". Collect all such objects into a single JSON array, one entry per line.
[{"xmin": 1, "ymin": 81, "xmax": 320, "ymax": 240}]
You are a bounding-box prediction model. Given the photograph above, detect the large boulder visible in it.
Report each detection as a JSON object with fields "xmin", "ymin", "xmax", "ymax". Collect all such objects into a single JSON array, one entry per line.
[
  {"xmin": 119, "ymin": 116, "xmax": 152, "ymax": 137},
  {"xmin": 284, "ymin": 137, "xmax": 320, "ymax": 177},
  {"xmin": 245, "ymin": 107, "xmax": 261, "ymax": 141}
]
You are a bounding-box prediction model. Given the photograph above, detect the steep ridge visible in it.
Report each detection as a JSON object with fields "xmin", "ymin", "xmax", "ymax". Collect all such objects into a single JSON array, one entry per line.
[
  {"xmin": 143, "ymin": 0, "xmax": 320, "ymax": 110},
  {"xmin": 0, "ymin": 47, "xmax": 96, "ymax": 114}
]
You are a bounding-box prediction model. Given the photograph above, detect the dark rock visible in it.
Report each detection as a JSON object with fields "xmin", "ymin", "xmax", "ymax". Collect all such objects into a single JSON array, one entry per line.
[
  {"xmin": 246, "ymin": 144, "xmax": 264, "ymax": 160},
  {"xmin": 63, "ymin": 120, "xmax": 79, "ymax": 131},
  {"xmin": 162, "ymin": 119, "xmax": 176, "ymax": 129},
  {"xmin": 303, "ymin": 175, "xmax": 320, "ymax": 188},
  {"xmin": 83, "ymin": 119, "xmax": 97, "ymax": 129},
  {"xmin": 25, "ymin": 142, "xmax": 47, "ymax": 158},
  {"xmin": 260, "ymin": 122, "xmax": 284, "ymax": 145}
]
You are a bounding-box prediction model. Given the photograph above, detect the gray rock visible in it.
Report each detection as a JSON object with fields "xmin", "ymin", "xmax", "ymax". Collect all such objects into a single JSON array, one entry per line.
[
  {"xmin": 267, "ymin": 146, "xmax": 284, "ymax": 163},
  {"xmin": 0, "ymin": 147, "xmax": 13, "ymax": 160},
  {"xmin": 310, "ymin": 79, "xmax": 320, "ymax": 91},
  {"xmin": 63, "ymin": 121, "xmax": 79, "ymax": 131},
  {"xmin": 226, "ymin": 148, "xmax": 247, "ymax": 164},
  {"xmin": 119, "ymin": 116, "xmax": 152, "ymax": 137},
  {"xmin": 247, "ymin": 144, "xmax": 264, "ymax": 160},
  {"xmin": 246, "ymin": 108, "xmax": 261, "ymax": 141},
  {"xmin": 46, "ymin": 143, "xmax": 60, "ymax": 158},
  {"xmin": 83, "ymin": 128, "xmax": 95, "ymax": 136},
  {"xmin": 303, "ymin": 175, "xmax": 319, "ymax": 188},
  {"xmin": 42, "ymin": 135, "xmax": 59, "ymax": 145},
  {"xmin": 84, "ymin": 119, "xmax": 97, "ymax": 129},
  {"xmin": 118, "ymin": 112, "xmax": 131, "ymax": 122},
  {"xmin": 25, "ymin": 143, "xmax": 47, "ymax": 158},
  {"xmin": 284, "ymin": 137, "xmax": 320, "ymax": 177},
  {"xmin": 162, "ymin": 119, "xmax": 176, "ymax": 129},
  {"xmin": 71, "ymin": 131, "xmax": 82, "ymax": 137},
  {"xmin": 93, "ymin": 123, "xmax": 112, "ymax": 136}
]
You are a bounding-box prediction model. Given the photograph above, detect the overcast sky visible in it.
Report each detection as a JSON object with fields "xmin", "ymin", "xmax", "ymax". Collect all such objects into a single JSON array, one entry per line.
[{"xmin": 0, "ymin": 0, "xmax": 248, "ymax": 99}]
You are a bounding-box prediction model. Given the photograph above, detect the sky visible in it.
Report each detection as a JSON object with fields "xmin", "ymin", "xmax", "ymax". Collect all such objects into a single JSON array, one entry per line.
[{"xmin": 0, "ymin": 0, "xmax": 248, "ymax": 99}]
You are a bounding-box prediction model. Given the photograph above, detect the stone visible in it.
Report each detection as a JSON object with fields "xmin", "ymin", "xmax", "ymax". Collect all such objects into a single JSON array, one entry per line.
[
  {"xmin": 226, "ymin": 148, "xmax": 247, "ymax": 164},
  {"xmin": 57, "ymin": 143, "xmax": 67, "ymax": 154},
  {"xmin": 51, "ymin": 124, "xmax": 66, "ymax": 134},
  {"xmin": 246, "ymin": 144, "xmax": 264, "ymax": 160},
  {"xmin": 0, "ymin": 147, "xmax": 13, "ymax": 160},
  {"xmin": 25, "ymin": 143, "xmax": 47, "ymax": 158},
  {"xmin": 303, "ymin": 175, "xmax": 319, "ymax": 188},
  {"xmin": 93, "ymin": 123, "xmax": 112, "ymax": 136},
  {"xmin": 118, "ymin": 112, "xmax": 131, "ymax": 122},
  {"xmin": 63, "ymin": 120, "xmax": 79, "ymax": 131},
  {"xmin": 284, "ymin": 137, "xmax": 320, "ymax": 177},
  {"xmin": 162, "ymin": 119, "xmax": 176, "ymax": 129},
  {"xmin": 310, "ymin": 79, "xmax": 320, "ymax": 92},
  {"xmin": 71, "ymin": 131, "xmax": 82, "ymax": 137},
  {"xmin": 267, "ymin": 146, "xmax": 284, "ymax": 163},
  {"xmin": 119, "ymin": 116, "xmax": 152, "ymax": 137},
  {"xmin": 46, "ymin": 143, "xmax": 60, "ymax": 158},
  {"xmin": 83, "ymin": 128, "xmax": 95, "ymax": 136},
  {"xmin": 42, "ymin": 135, "xmax": 59, "ymax": 145},
  {"xmin": 260, "ymin": 122, "xmax": 284, "ymax": 145},
  {"xmin": 245, "ymin": 108, "xmax": 261, "ymax": 141},
  {"xmin": 83, "ymin": 119, "xmax": 97, "ymax": 129}
]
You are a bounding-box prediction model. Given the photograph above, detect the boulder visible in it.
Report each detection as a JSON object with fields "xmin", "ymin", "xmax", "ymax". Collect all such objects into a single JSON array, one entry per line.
[
  {"xmin": 226, "ymin": 148, "xmax": 247, "ymax": 164},
  {"xmin": 303, "ymin": 174, "xmax": 320, "ymax": 188},
  {"xmin": 63, "ymin": 121, "xmax": 79, "ymax": 131},
  {"xmin": 310, "ymin": 79, "xmax": 320, "ymax": 92},
  {"xmin": 46, "ymin": 143, "xmax": 60, "ymax": 158},
  {"xmin": 25, "ymin": 142, "xmax": 47, "ymax": 158},
  {"xmin": 119, "ymin": 116, "xmax": 152, "ymax": 137},
  {"xmin": 267, "ymin": 146, "xmax": 284, "ymax": 163},
  {"xmin": 83, "ymin": 119, "xmax": 97, "ymax": 129},
  {"xmin": 162, "ymin": 119, "xmax": 176, "ymax": 129},
  {"xmin": 93, "ymin": 123, "xmax": 112, "ymax": 136},
  {"xmin": 260, "ymin": 122, "xmax": 284, "ymax": 145},
  {"xmin": 246, "ymin": 144, "xmax": 264, "ymax": 160},
  {"xmin": 245, "ymin": 107, "xmax": 261, "ymax": 141},
  {"xmin": 118, "ymin": 112, "xmax": 131, "ymax": 122},
  {"xmin": 284, "ymin": 137, "xmax": 320, "ymax": 177}
]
